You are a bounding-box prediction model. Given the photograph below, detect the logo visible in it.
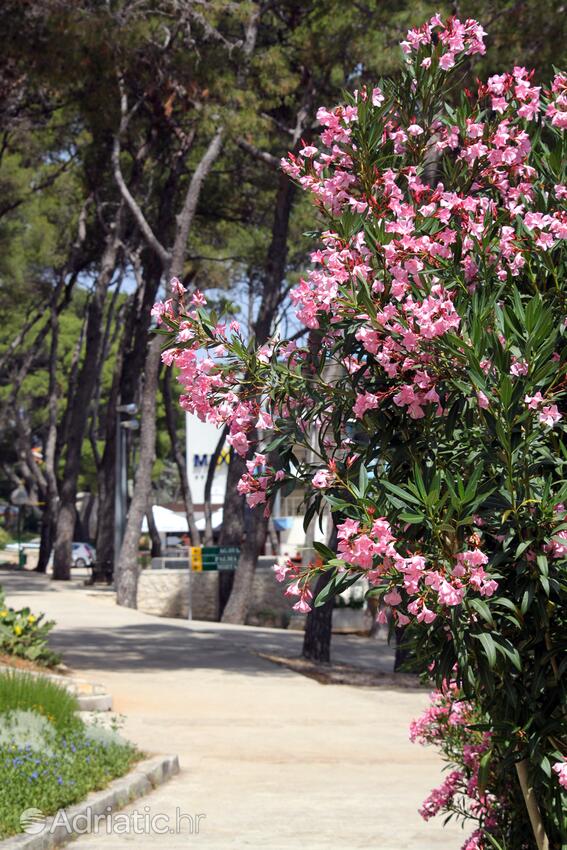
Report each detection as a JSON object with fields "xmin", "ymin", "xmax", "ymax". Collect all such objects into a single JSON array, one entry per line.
[{"xmin": 20, "ymin": 808, "xmax": 46, "ymax": 835}]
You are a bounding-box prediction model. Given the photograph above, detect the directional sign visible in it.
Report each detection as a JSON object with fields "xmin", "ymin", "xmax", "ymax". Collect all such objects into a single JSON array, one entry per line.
[{"xmin": 201, "ymin": 546, "xmax": 240, "ymax": 571}]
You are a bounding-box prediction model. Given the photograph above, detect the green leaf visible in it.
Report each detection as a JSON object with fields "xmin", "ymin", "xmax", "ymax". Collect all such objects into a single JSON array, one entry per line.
[
  {"xmin": 475, "ymin": 632, "xmax": 497, "ymax": 668},
  {"xmin": 313, "ymin": 542, "xmax": 335, "ymax": 562},
  {"xmin": 536, "ymin": 553, "xmax": 548, "ymax": 577},
  {"xmin": 381, "ymin": 480, "xmax": 422, "ymax": 506},
  {"xmin": 468, "ymin": 598, "xmax": 494, "ymax": 626},
  {"xmin": 478, "ymin": 748, "xmax": 493, "ymax": 794}
]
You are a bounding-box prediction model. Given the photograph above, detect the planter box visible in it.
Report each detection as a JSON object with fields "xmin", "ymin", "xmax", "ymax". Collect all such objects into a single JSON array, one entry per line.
[{"xmin": 332, "ymin": 608, "xmax": 373, "ymax": 634}]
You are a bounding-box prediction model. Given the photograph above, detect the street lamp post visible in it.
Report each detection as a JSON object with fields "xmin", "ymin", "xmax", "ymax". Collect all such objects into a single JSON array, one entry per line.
[
  {"xmin": 10, "ymin": 485, "xmax": 29, "ymax": 569},
  {"xmin": 113, "ymin": 403, "xmax": 139, "ymax": 581}
]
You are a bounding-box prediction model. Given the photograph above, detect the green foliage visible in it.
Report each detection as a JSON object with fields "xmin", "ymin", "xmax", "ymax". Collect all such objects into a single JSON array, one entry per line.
[
  {"xmin": 0, "ymin": 710, "xmax": 139, "ymax": 838},
  {"xmin": 0, "ymin": 589, "xmax": 60, "ymax": 667},
  {"xmin": 0, "ymin": 673, "xmax": 78, "ymax": 731}
]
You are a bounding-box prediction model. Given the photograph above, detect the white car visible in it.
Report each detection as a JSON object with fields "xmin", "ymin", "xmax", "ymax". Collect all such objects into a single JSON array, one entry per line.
[{"xmin": 72, "ymin": 542, "xmax": 96, "ymax": 568}]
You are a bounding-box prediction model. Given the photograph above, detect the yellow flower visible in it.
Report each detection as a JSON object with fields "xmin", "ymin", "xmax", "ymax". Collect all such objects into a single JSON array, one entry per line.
[
  {"xmin": 13, "ymin": 625, "xmax": 22, "ymax": 636},
  {"xmin": 27, "ymin": 615, "xmax": 36, "ymax": 624},
  {"xmin": 0, "ymin": 610, "xmax": 8, "ymax": 617}
]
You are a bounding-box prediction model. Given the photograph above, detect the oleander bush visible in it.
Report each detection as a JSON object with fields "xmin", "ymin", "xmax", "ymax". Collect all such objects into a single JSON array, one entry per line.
[{"xmin": 157, "ymin": 12, "xmax": 566, "ymax": 849}]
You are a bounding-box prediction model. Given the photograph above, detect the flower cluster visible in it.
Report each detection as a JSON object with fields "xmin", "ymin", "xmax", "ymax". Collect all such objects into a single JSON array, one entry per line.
[
  {"xmin": 411, "ymin": 683, "xmax": 506, "ymax": 849},
  {"xmin": 546, "ymin": 73, "xmax": 567, "ymax": 130},
  {"xmin": 553, "ymin": 761, "xmax": 567, "ymax": 790},
  {"xmin": 400, "ymin": 15, "xmax": 486, "ymax": 65}
]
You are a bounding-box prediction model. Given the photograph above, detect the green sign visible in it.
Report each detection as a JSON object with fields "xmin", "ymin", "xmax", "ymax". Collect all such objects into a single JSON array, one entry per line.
[{"xmin": 201, "ymin": 546, "xmax": 240, "ymax": 571}]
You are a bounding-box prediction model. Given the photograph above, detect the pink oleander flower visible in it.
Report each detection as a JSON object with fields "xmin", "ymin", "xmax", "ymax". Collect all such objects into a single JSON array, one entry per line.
[
  {"xmin": 383, "ymin": 589, "xmax": 402, "ymax": 606},
  {"xmin": 553, "ymin": 761, "xmax": 567, "ymax": 789},
  {"xmin": 419, "ymin": 770, "xmax": 463, "ymax": 820},
  {"xmin": 353, "ymin": 391, "xmax": 380, "ymax": 419},
  {"xmin": 461, "ymin": 829, "xmax": 486, "ymax": 850},
  {"xmin": 170, "ymin": 277, "xmax": 186, "ymax": 295},
  {"xmin": 372, "ymin": 86, "xmax": 384, "ymax": 106},
  {"xmin": 438, "ymin": 579, "xmax": 465, "ymax": 606},
  {"xmin": 539, "ymin": 404, "xmax": 561, "ymax": 427},
  {"xmin": 274, "ymin": 559, "xmax": 297, "ymax": 583},
  {"xmin": 407, "ymin": 123, "xmax": 424, "ymax": 136},
  {"xmin": 525, "ymin": 391, "xmax": 545, "ymax": 409},
  {"xmin": 312, "ymin": 469, "xmax": 334, "ymax": 489},
  {"xmin": 510, "ymin": 357, "xmax": 528, "ymax": 376},
  {"xmin": 293, "ymin": 590, "xmax": 313, "ymax": 613},
  {"xmin": 227, "ymin": 431, "xmax": 250, "ymax": 456}
]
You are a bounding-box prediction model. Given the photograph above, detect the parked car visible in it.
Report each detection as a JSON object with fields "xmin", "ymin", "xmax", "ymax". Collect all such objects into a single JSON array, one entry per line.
[{"xmin": 71, "ymin": 542, "xmax": 96, "ymax": 568}]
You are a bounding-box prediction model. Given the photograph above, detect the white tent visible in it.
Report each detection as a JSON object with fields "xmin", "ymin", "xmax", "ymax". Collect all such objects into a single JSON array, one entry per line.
[
  {"xmin": 194, "ymin": 509, "xmax": 223, "ymax": 532},
  {"xmin": 141, "ymin": 506, "xmax": 189, "ymax": 534}
]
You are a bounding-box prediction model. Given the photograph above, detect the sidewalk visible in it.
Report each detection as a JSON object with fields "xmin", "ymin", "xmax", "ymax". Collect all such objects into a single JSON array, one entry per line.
[{"xmin": 1, "ymin": 568, "xmax": 463, "ymax": 849}]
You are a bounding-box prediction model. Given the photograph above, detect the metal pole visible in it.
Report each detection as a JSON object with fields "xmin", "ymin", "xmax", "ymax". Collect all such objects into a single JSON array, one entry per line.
[
  {"xmin": 120, "ymin": 425, "xmax": 128, "ymax": 539},
  {"xmin": 17, "ymin": 507, "xmax": 22, "ymax": 570},
  {"xmin": 114, "ymin": 407, "xmax": 123, "ymax": 575}
]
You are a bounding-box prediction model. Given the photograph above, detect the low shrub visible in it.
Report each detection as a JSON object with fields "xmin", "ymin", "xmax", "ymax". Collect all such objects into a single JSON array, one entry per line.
[
  {"xmin": 0, "ymin": 673, "xmax": 79, "ymax": 732},
  {"xmin": 0, "ymin": 529, "xmax": 10, "ymax": 550},
  {"xmin": 0, "ymin": 724, "xmax": 139, "ymax": 838},
  {"xmin": 0, "ymin": 674, "xmax": 140, "ymax": 838},
  {"xmin": 0, "ymin": 587, "xmax": 60, "ymax": 667},
  {"xmin": 0, "ymin": 709, "xmax": 57, "ymax": 754}
]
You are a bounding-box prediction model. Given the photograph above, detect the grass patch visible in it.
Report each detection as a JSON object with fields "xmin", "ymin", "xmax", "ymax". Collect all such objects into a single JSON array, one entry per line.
[{"xmin": 0, "ymin": 672, "xmax": 79, "ymax": 731}]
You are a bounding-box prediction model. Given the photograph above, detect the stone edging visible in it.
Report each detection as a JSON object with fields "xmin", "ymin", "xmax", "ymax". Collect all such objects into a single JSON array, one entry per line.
[{"xmin": 1, "ymin": 754, "xmax": 180, "ymax": 850}]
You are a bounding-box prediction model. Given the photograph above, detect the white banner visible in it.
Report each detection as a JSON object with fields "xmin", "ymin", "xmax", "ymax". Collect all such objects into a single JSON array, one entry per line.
[{"xmin": 185, "ymin": 414, "xmax": 229, "ymax": 505}]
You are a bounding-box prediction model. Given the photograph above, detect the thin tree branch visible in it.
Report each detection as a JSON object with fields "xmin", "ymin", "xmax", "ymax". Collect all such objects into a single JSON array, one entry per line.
[
  {"xmin": 112, "ymin": 82, "xmax": 171, "ymax": 266},
  {"xmin": 170, "ymin": 126, "xmax": 224, "ymax": 278},
  {"xmin": 236, "ymin": 137, "xmax": 279, "ymax": 170}
]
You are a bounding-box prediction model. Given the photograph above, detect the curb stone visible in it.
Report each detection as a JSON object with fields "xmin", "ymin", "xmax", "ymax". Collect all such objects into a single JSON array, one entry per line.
[{"xmin": 1, "ymin": 754, "xmax": 180, "ymax": 850}]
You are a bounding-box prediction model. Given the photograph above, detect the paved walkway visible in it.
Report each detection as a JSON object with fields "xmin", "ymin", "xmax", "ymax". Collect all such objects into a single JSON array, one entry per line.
[{"xmin": 1, "ymin": 568, "xmax": 463, "ymax": 849}]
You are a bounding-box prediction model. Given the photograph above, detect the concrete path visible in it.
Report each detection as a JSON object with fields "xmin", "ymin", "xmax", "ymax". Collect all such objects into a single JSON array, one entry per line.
[{"xmin": 1, "ymin": 568, "xmax": 464, "ymax": 849}]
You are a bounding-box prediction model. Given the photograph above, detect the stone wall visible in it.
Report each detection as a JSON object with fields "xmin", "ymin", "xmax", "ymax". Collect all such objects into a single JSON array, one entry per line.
[
  {"xmin": 137, "ymin": 570, "xmax": 189, "ymax": 619},
  {"xmin": 136, "ymin": 567, "xmax": 290, "ymax": 626},
  {"xmin": 245, "ymin": 570, "xmax": 292, "ymax": 628}
]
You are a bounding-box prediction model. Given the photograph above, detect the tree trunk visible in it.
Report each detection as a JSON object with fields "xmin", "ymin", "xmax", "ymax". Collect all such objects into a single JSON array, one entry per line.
[
  {"xmin": 219, "ymin": 449, "xmax": 246, "ymax": 546},
  {"xmin": 36, "ymin": 507, "xmax": 55, "ymax": 574},
  {"xmin": 146, "ymin": 496, "xmax": 161, "ymax": 558},
  {"xmin": 37, "ymin": 302, "xmax": 60, "ymax": 573},
  {"xmin": 302, "ymin": 525, "xmax": 337, "ymax": 662},
  {"xmin": 113, "ymin": 126, "xmax": 225, "ymax": 606},
  {"xmin": 95, "ymin": 252, "xmax": 163, "ymax": 573},
  {"xmin": 162, "ymin": 368, "xmax": 201, "ymax": 545},
  {"xmin": 53, "ymin": 217, "xmax": 123, "ymax": 580},
  {"xmin": 220, "ymin": 171, "xmax": 296, "ymax": 621},
  {"xmin": 115, "ymin": 336, "xmax": 161, "ymax": 606},
  {"xmin": 221, "ymin": 507, "xmax": 269, "ymax": 624},
  {"xmin": 302, "ymin": 569, "xmax": 334, "ymax": 663}
]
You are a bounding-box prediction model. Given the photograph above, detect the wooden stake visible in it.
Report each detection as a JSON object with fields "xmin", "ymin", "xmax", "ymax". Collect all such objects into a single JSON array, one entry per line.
[{"xmin": 515, "ymin": 760, "xmax": 550, "ymax": 850}]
